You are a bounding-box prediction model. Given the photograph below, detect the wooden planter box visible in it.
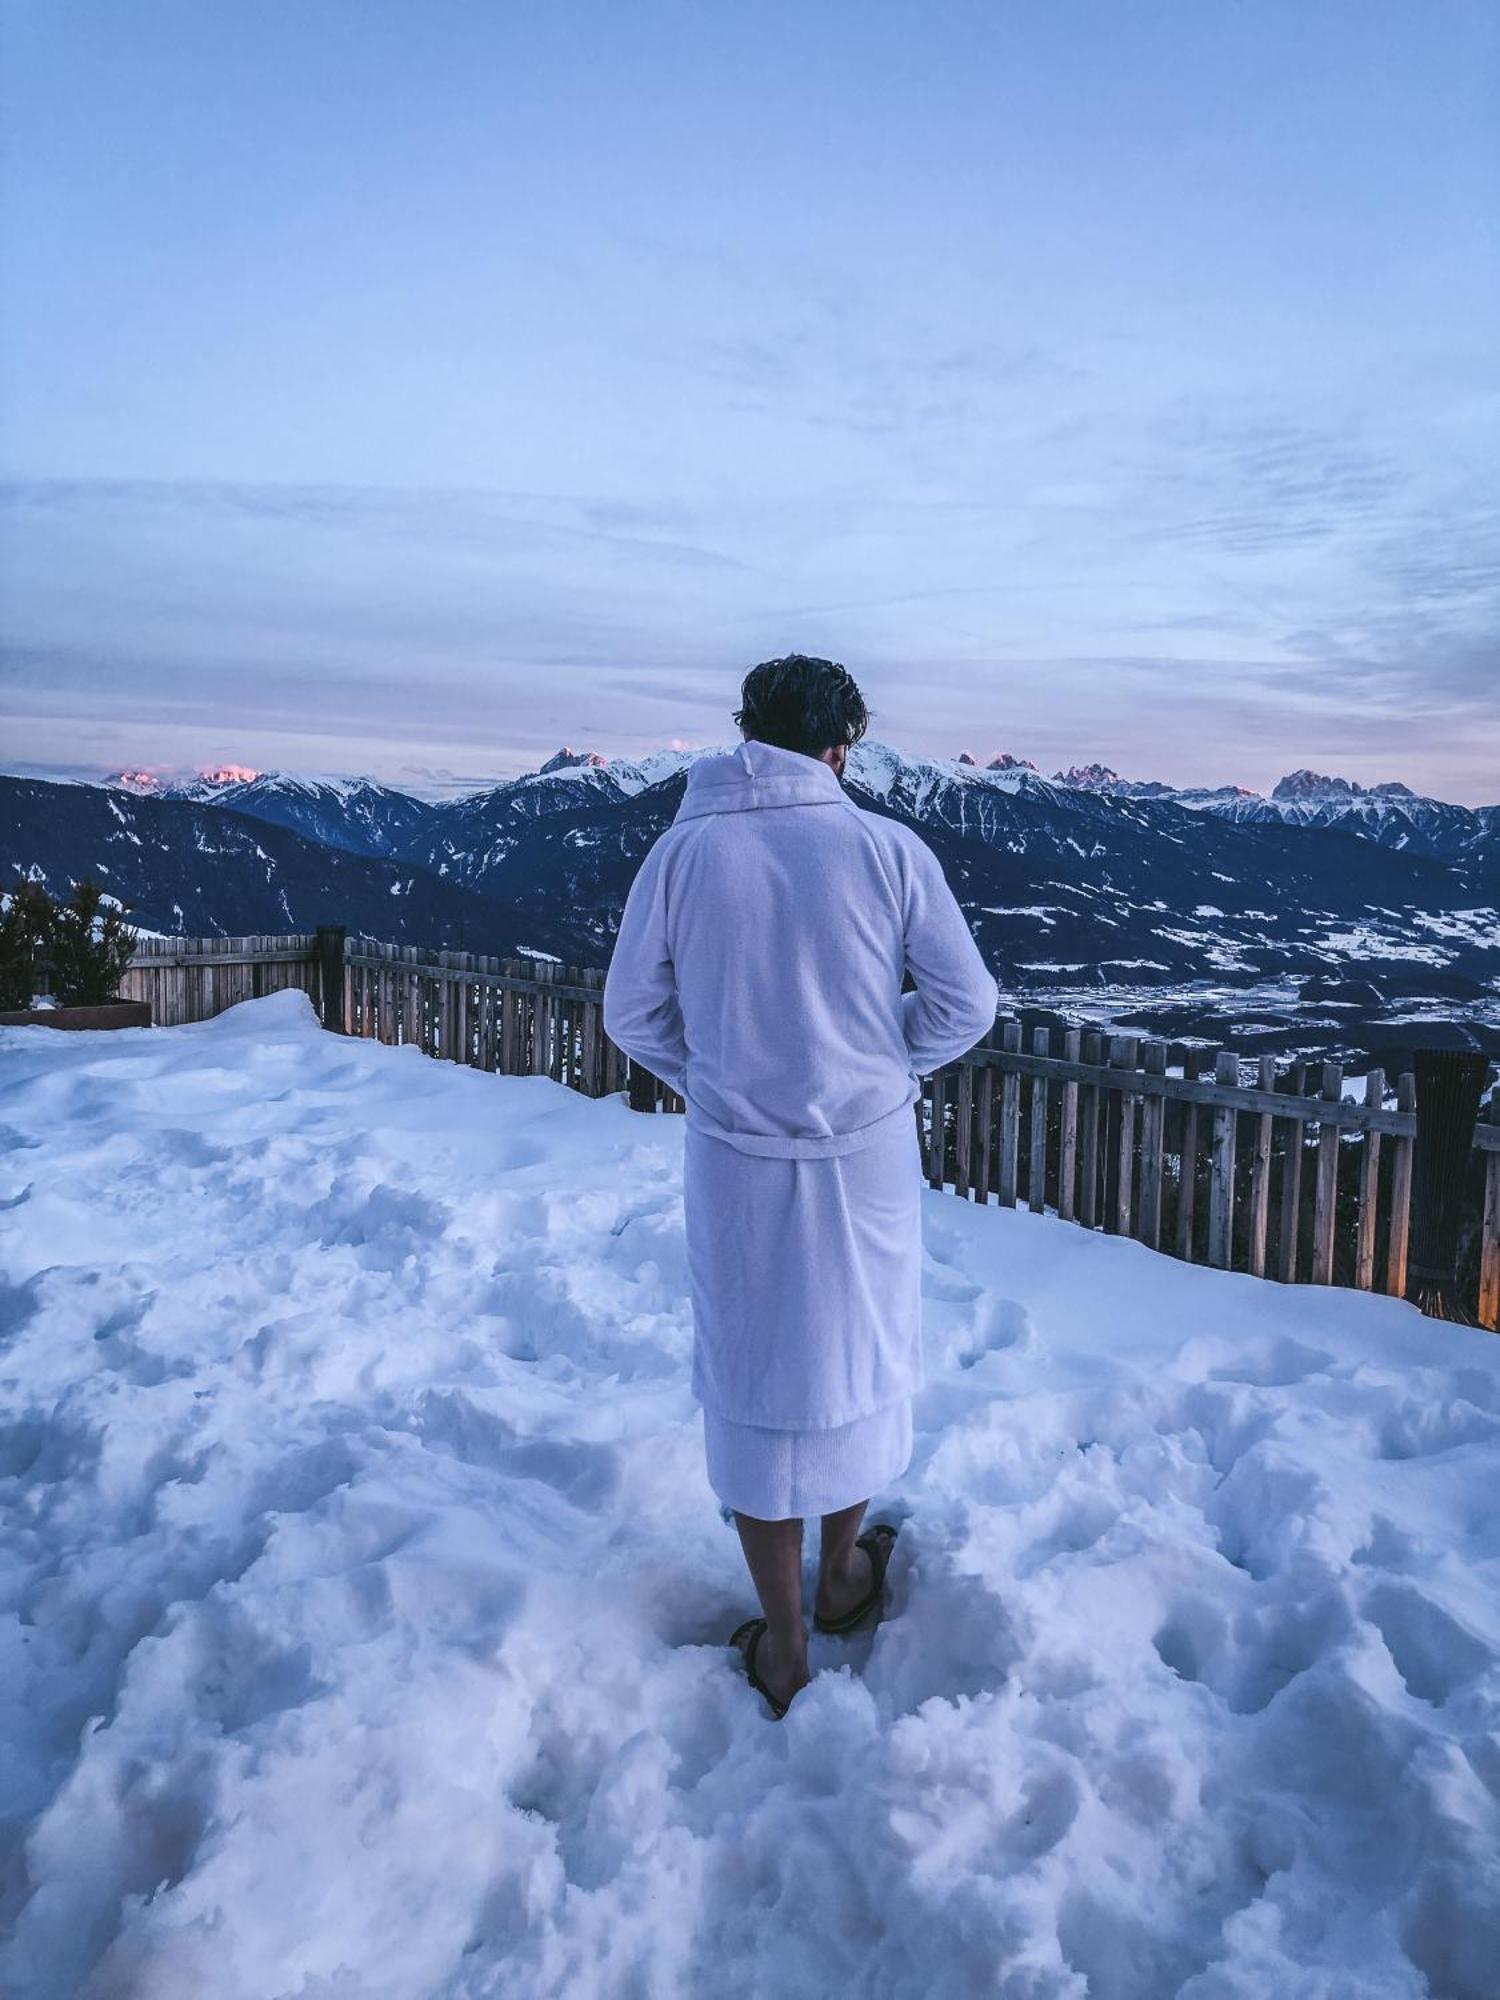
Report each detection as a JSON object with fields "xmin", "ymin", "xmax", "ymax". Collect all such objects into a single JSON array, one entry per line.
[{"xmin": 0, "ymin": 999, "xmax": 152, "ymax": 1031}]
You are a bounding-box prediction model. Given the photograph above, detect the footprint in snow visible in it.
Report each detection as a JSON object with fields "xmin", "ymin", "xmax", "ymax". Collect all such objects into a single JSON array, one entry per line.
[{"xmin": 1362, "ymin": 1580, "xmax": 1494, "ymax": 1706}]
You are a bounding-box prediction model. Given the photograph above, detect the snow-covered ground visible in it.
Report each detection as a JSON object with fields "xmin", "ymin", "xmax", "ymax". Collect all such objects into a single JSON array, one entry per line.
[{"xmin": 3, "ymin": 993, "xmax": 1498, "ymax": 1999}]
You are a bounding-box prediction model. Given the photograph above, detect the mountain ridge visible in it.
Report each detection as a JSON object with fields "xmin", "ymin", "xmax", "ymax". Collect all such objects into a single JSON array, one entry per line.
[
  {"xmin": 7, "ymin": 746, "xmax": 1496, "ymax": 1066},
  {"xmin": 92, "ymin": 741, "xmax": 1497, "ymax": 863}
]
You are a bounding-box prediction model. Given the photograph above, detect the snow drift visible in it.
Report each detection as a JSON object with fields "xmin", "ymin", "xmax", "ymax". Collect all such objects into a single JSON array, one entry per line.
[{"xmin": 1, "ymin": 992, "xmax": 1497, "ymax": 1998}]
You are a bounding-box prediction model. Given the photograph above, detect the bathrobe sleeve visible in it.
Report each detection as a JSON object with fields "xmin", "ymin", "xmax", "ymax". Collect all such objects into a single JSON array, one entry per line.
[
  {"xmin": 895, "ymin": 831, "xmax": 998, "ymax": 1074},
  {"xmin": 602, "ymin": 834, "xmax": 691, "ymax": 1096}
]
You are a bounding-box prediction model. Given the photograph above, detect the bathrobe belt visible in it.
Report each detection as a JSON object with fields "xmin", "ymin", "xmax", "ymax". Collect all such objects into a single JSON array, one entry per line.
[{"xmin": 683, "ymin": 1083, "xmax": 921, "ymax": 1159}]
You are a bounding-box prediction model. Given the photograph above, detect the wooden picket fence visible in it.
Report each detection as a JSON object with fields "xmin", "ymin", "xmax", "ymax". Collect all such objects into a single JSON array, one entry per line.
[
  {"xmin": 116, "ymin": 930, "xmax": 1500, "ymax": 1330},
  {"xmin": 342, "ymin": 935, "xmax": 626, "ymax": 1097},
  {"xmin": 925, "ymin": 1024, "xmax": 1494, "ymax": 1308},
  {"xmin": 120, "ymin": 933, "xmax": 323, "ymax": 1024}
]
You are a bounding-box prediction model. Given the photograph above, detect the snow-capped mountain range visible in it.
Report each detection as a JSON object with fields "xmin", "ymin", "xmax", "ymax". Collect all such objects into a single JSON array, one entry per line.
[
  {"xmin": 104, "ymin": 746, "xmax": 1499, "ymax": 868},
  {"xmin": 911, "ymin": 750, "xmax": 1498, "ymax": 865},
  {"xmin": 5, "ymin": 741, "xmax": 1497, "ymax": 1067}
]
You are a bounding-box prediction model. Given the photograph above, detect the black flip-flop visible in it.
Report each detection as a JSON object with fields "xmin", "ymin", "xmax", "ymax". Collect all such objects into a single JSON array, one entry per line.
[
  {"xmin": 729, "ymin": 1616, "xmax": 791, "ymax": 1719},
  {"xmin": 812, "ymin": 1522, "xmax": 899, "ymax": 1635}
]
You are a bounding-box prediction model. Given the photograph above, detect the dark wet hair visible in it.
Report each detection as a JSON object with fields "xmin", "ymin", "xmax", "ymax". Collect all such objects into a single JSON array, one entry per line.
[{"xmin": 732, "ymin": 654, "xmax": 870, "ymax": 758}]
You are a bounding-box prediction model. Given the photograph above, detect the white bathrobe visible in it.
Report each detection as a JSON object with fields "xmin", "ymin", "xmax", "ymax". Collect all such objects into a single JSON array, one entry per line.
[{"xmin": 602, "ymin": 738, "xmax": 997, "ymax": 1515}]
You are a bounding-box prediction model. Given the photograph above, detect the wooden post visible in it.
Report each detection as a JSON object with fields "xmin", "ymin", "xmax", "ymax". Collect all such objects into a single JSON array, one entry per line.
[
  {"xmin": 576, "ymin": 969, "xmax": 592, "ymax": 1090},
  {"xmin": 1027, "ymin": 1027, "xmax": 1050, "ymax": 1213},
  {"xmin": 1101, "ymin": 1037, "xmax": 1122, "ymax": 1234},
  {"xmin": 500, "ymin": 958, "xmax": 522, "ymax": 1073},
  {"xmin": 1277, "ymin": 1061, "xmax": 1307, "ymax": 1283},
  {"xmin": 1386, "ymin": 1072, "xmax": 1416, "ymax": 1298},
  {"xmin": 1058, "ymin": 1027, "xmax": 1082, "ymax": 1223},
  {"xmin": 545, "ymin": 963, "xmax": 564, "ymax": 1080},
  {"xmin": 1109, "ymin": 1036, "xmax": 1138, "ymax": 1237},
  {"xmin": 452, "ymin": 951, "xmax": 468, "ymax": 1064},
  {"xmin": 601, "ymin": 967, "xmax": 626, "ymax": 1095},
  {"xmin": 532, "ymin": 968, "xmax": 548, "ymax": 1080},
  {"xmin": 1176, "ymin": 1046, "xmax": 1203, "ymax": 1262},
  {"xmin": 384, "ymin": 944, "xmax": 399, "ymax": 1044},
  {"xmin": 482, "ymin": 957, "xmax": 497, "ymax": 1070},
  {"xmin": 1079, "ymin": 1030, "xmax": 1102, "ymax": 1229},
  {"xmin": 954, "ymin": 1058, "xmax": 974, "ymax": 1200},
  {"xmin": 1137, "ymin": 1040, "xmax": 1166, "ymax": 1251},
  {"xmin": 436, "ymin": 950, "xmax": 454, "ymax": 1060},
  {"xmin": 1355, "ymin": 1068, "xmax": 1385, "ymax": 1291},
  {"xmin": 974, "ymin": 1046, "xmax": 995, "ymax": 1206},
  {"xmin": 1406, "ymin": 1050, "xmax": 1490, "ymax": 1320},
  {"xmin": 927, "ymin": 1068, "xmax": 948, "ymax": 1188},
  {"xmin": 409, "ymin": 948, "xmax": 422, "ymax": 1053},
  {"xmin": 555, "ymin": 965, "xmax": 574, "ymax": 1085},
  {"xmin": 315, "ymin": 926, "xmax": 346, "ymax": 1032},
  {"xmin": 1311, "ymin": 1061, "xmax": 1344, "ymax": 1286},
  {"xmin": 553, "ymin": 965, "xmax": 569, "ymax": 1086},
  {"xmin": 579, "ymin": 967, "xmax": 601, "ymax": 1095},
  {"xmin": 360, "ymin": 944, "xmax": 370, "ymax": 1041},
  {"xmin": 556, "ymin": 964, "xmax": 571, "ymax": 1083},
  {"xmin": 997, "ymin": 1021, "xmax": 1022, "ymax": 1208},
  {"xmin": 1208, "ymin": 1050, "xmax": 1238, "ymax": 1270},
  {"xmin": 388, "ymin": 943, "xmax": 403, "ymax": 1047},
  {"xmin": 1480, "ymin": 1093, "xmax": 1499, "ymax": 1332},
  {"xmin": 1247, "ymin": 1054, "xmax": 1276, "ymax": 1278},
  {"xmin": 404, "ymin": 945, "xmax": 422, "ymax": 1049}
]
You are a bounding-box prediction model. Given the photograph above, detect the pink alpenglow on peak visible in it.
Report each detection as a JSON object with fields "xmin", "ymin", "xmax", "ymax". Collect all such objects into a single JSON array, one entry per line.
[
  {"xmin": 196, "ymin": 764, "xmax": 261, "ymax": 786},
  {"xmin": 108, "ymin": 763, "xmax": 261, "ymax": 793}
]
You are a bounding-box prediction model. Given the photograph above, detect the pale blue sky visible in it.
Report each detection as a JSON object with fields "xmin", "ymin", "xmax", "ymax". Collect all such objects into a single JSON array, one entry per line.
[{"xmin": 2, "ymin": 0, "xmax": 1496, "ymax": 800}]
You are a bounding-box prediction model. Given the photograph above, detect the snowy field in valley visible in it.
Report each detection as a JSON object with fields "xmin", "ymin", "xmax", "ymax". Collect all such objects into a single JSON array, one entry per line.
[{"xmin": 3, "ymin": 991, "xmax": 1499, "ymax": 2000}]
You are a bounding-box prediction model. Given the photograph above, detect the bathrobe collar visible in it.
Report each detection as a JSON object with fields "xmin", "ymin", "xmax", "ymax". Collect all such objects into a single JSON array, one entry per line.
[{"xmin": 673, "ymin": 738, "xmax": 847, "ymax": 822}]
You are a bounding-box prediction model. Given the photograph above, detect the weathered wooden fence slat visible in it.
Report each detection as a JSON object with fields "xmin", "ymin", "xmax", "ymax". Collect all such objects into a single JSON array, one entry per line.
[
  {"xmin": 1387, "ymin": 1072, "xmax": 1417, "ymax": 1299},
  {"xmin": 1177, "ymin": 1047, "xmax": 1203, "ymax": 1262},
  {"xmin": 997, "ymin": 1020, "xmax": 1022, "ymax": 1209},
  {"xmin": 927, "ymin": 1067, "xmax": 948, "ymax": 1189},
  {"xmin": 1028, "ymin": 1027, "xmax": 1051, "ymax": 1214},
  {"xmin": 1276, "ymin": 1062, "xmax": 1305, "ymax": 1284},
  {"xmin": 1310, "ymin": 1062, "xmax": 1344, "ymax": 1286},
  {"xmin": 1355, "ymin": 1068, "xmax": 1385, "ymax": 1292},
  {"xmin": 974, "ymin": 1047, "xmax": 995, "ymax": 1207},
  {"xmin": 1101, "ymin": 1036, "xmax": 1122, "ymax": 1236},
  {"xmin": 1137, "ymin": 1040, "xmax": 1167, "ymax": 1253},
  {"xmin": 1057, "ymin": 1028, "xmax": 1081, "ymax": 1224},
  {"xmin": 1481, "ymin": 1095, "xmax": 1500, "ymax": 1333},
  {"xmin": 1208, "ymin": 1050, "xmax": 1238, "ymax": 1270},
  {"xmin": 953, "ymin": 1059, "xmax": 974, "ymax": 1200},
  {"xmin": 1247, "ymin": 1055, "xmax": 1276, "ymax": 1279},
  {"xmin": 1112, "ymin": 1035, "xmax": 1140, "ymax": 1238},
  {"xmin": 1079, "ymin": 1030, "xmax": 1103, "ymax": 1232}
]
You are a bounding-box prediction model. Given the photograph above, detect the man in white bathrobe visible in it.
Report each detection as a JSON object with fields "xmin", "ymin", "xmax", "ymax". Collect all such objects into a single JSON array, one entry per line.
[{"xmin": 603, "ymin": 656, "xmax": 998, "ymax": 1715}]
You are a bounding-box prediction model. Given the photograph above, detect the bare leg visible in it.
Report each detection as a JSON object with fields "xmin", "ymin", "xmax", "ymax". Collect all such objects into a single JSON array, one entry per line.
[
  {"xmin": 814, "ymin": 1497, "xmax": 874, "ymax": 1624},
  {"xmin": 732, "ymin": 1511, "xmax": 810, "ymax": 1708}
]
